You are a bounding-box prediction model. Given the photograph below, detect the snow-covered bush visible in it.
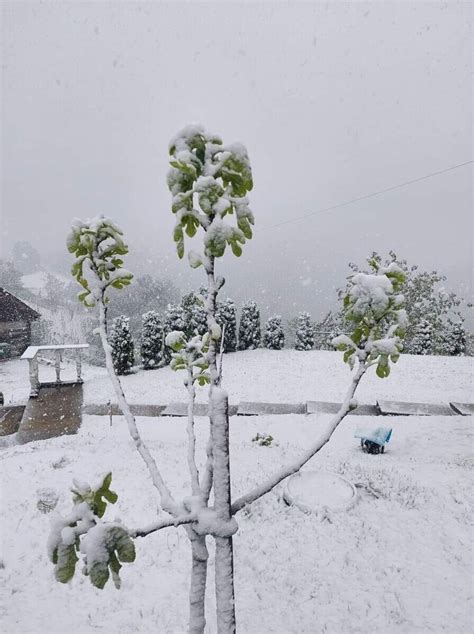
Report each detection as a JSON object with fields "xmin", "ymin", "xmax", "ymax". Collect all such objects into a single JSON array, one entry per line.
[
  {"xmin": 238, "ymin": 300, "xmax": 261, "ymax": 349},
  {"xmin": 216, "ymin": 298, "xmax": 237, "ymax": 352},
  {"xmin": 252, "ymin": 432, "xmax": 275, "ymax": 447},
  {"xmin": 410, "ymin": 318, "xmax": 433, "ymax": 355},
  {"xmin": 181, "ymin": 290, "xmax": 208, "ymax": 338},
  {"xmin": 438, "ymin": 320, "xmax": 466, "ymax": 356},
  {"xmin": 263, "ymin": 315, "xmax": 285, "ymax": 350},
  {"xmin": 140, "ymin": 310, "xmax": 164, "ymax": 369},
  {"xmin": 295, "ymin": 311, "xmax": 314, "ymax": 350},
  {"xmin": 109, "ymin": 315, "xmax": 134, "ymax": 375}
]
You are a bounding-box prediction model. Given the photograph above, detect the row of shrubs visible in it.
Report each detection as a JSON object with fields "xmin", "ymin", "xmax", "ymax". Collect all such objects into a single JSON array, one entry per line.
[
  {"xmin": 108, "ymin": 292, "xmax": 318, "ymax": 374},
  {"xmin": 107, "ymin": 288, "xmax": 468, "ymax": 374}
]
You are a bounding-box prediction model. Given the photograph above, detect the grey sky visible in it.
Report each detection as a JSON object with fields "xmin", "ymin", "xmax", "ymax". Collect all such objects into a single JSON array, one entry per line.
[{"xmin": 1, "ymin": 1, "xmax": 472, "ymax": 319}]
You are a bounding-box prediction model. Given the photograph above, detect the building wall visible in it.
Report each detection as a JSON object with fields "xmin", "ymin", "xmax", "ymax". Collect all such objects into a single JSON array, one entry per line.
[{"xmin": 0, "ymin": 320, "xmax": 32, "ymax": 356}]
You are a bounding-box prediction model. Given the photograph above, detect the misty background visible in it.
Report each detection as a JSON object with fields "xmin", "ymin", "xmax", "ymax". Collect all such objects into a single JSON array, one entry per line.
[{"xmin": 1, "ymin": 1, "xmax": 472, "ymax": 322}]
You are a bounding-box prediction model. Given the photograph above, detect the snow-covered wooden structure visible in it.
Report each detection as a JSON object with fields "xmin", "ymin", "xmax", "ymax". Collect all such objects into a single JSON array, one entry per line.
[
  {"xmin": 21, "ymin": 344, "xmax": 89, "ymax": 397},
  {"xmin": 0, "ymin": 288, "xmax": 40, "ymax": 357}
]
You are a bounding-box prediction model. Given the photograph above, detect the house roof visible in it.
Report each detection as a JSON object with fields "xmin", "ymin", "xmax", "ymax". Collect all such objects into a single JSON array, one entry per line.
[{"xmin": 0, "ymin": 288, "xmax": 41, "ymax": 322}]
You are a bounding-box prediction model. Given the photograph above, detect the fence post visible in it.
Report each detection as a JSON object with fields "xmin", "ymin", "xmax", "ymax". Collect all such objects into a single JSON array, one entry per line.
[
  {"xmin": 29, "ymin": 357, "xmax": 40, "ymax": 397},
  {"xmin": 75, "ymin": 350, "xmax": 83, "ymax": 383}
]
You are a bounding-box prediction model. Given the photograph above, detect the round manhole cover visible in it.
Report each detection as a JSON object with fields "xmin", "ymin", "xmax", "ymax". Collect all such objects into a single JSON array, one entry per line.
[{"xmin": 283, "ymin": 470, "xmax": 357, "ymax": 514}]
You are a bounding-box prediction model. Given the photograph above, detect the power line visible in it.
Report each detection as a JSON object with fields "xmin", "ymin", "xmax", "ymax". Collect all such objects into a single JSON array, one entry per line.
[{"xmin": 264, "ymin": 159, "xmax": 473, "ymax": 230}]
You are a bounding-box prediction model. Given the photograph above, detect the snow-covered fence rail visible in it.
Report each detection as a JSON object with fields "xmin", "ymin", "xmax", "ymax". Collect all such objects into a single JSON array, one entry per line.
[{"xmin": 21, "ymin": 344, "xmax": 89, "ymax": 397}]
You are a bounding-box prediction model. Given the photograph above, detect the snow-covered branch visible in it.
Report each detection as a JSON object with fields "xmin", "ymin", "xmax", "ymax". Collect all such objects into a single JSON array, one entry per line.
[
  {"xmin": 130, "ymin": 513, "xmax": 197, "ymax": 538},
  {"xmin": 231, "ymin": 360, "xmax": 367, "ymax": 514},
  {"xmin": 68, "ymin": 217, "xmax": 179, "ymax": 517},
  {"xmin": 97, "ymin": 301, "xmax": 178, "ymax": 516}
]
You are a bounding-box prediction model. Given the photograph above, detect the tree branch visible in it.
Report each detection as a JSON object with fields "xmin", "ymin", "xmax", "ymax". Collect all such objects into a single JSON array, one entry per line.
[
  {"xmin": 186, "ymin": 368, "xmax": 201, "ymax": 496},
  {"xmin": 231, "ymin": 361, "xmax": 367, "ymax": 515},
  {"xmin": 97, "ymin": 299, "xmax": 179, "ymax": 517},
  {"xmin": 130, "ymin": 513, "xmax": 197, "ymax": 538}
]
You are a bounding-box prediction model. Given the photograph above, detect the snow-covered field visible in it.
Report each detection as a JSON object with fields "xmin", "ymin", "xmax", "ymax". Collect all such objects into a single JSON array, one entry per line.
[
  {"xmin": 0, "ymin": 351, "xmax": 473, "ymax": 633},
  {"xmin": 1, "ymin": 349, "xmax": 472, "ymax": 406}
]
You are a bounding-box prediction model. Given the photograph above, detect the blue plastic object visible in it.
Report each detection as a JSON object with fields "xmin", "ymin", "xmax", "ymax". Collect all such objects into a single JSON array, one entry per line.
[{"xmin": 354, "ymin": 426, "xmax": 392, "ymax": 454}]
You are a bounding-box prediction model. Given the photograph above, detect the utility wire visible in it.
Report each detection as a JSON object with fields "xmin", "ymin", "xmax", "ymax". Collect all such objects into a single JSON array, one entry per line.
[{"xmin": 264, "ymin": 159, "xmax": 473, "ymax": 230}]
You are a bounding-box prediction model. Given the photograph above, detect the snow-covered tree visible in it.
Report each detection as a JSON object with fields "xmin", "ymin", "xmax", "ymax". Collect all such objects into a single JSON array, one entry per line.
[
  {"xmin": 109, "ymin": 315, "xmax": 134, "ymax": 374},
  {"xmin": 439, "ymin": 319, "xmax": 466, "ymax": 356},
  {"xmin": 216, "ymin": 298, "xmax": 237, "ymax": 352},
  {"xmin": 167, "ymin": 124, "xmax": 254, "ymax": 631},
  {"xmin": 295, "ymin": 311, "xmax": 314, "ymax": 350},
  {"xmin": 313, "ymin": 311, "xmax": 345, "ymax": 350},
  {"xmin": 238, "ymin": 300, "xmax": 261, "ymax": 350},
  {"xmin": 263, "ymin": 314, "xmax": 285, "ymax": 350},
  {"xmin": 181, "ymin": 290, "xmax": 208, "ymax": 339},
  {"xmin": 59, "ymin": 132, "xmax": 409, "ymax": 634},
  {"xmin": 141, "ymin": 310, "xmax": 164, "ymax": 369},
  {"xmin": 409, "ymin": 318, "xmax": 433, "ymax": 355},
  {"xmin": 341, "ymin": 252, "xmax": 468, "ymax": 355}
]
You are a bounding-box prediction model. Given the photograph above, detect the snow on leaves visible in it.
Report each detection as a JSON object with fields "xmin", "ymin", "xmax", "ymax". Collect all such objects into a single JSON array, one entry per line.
[
  {"xmin": 67, "ymin": 216, "xmax": 133, "ymax": 307},
  {"xmin": 168, "ymin": 125, "xmax": 254, "ymax": 263},
  {"xmin": 333, "ymin": 258, "xmax": 407, "ymax": 377},
  {"xmin": 48, "ymin": 473, "xmax": 136, "ymax": 590},
  {"xmin": 165, "ymin": 330, "xmax": 211, "ymax": 387}
]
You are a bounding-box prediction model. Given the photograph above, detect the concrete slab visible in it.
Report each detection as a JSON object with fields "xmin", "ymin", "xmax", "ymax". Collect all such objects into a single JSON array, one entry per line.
[
  {"xmin": 131, "ymin": 404, "xmax": 166, "ymax": 417},
  {"xmin": 161, "ymin": 402, "xmax": 209, "ymax": 417},
  {"xmin": 377, "ymin": 400, "xmax": 455, "ymax": 417},
  {"xmin": 306, "ymin": 401, "xmax": 379, "ymax": 416},
  {"xmin": 449, "ymin": 402, "xmax": 474, "ymax": 416},
  {"xmin": 83, "ymin": 402, "xmax": 238, "ymax": 418},
  {"xmin": 0, "ymin": 405, "xmax": 25, "ymax": 436},
  {"xmin": 82, "ymin": 403, "xmax": 166, "ymax": 417},
  {"xmin": 17, "ymin": 384, "xmax": 83, "ymax": 444},
  {"xmin": 237, "ymin": 402, "xmax": 306, "ymax": 416}
]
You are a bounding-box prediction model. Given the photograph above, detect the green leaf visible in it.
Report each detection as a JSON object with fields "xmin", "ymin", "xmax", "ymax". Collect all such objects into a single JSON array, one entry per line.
[
  {"xmin": 55, "ymin": 543, "xmax": 78, "ymax": 584},
  {"xmin": 376, "ymin": 361, "xmax": 390, "ymax": 378},
  {"xmin": 114, "ymin": 529, "xmax": 136, "ymax": 563},
  {"xmin": 230, "ymin": 241, "xmax": 242, "ymax": 257},
  {"xmin": 89, "ymin": 561, "xmax": 110, "ymax": 590}
]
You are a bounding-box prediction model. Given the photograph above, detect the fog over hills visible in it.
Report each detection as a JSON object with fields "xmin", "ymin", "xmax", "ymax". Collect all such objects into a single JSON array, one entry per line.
[{"xmin": 2, "ymin": 2, "xmax": 471, "ymax": 321}]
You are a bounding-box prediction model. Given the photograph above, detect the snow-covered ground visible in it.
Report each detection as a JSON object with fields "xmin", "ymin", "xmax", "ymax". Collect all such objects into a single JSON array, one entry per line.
[
  {"xmin": 1, "ymin": 350, "xmax": 473, "ymax": 633},
  {"xmin": 1, "ymin": 349, "xmax": 472, "ymax": 407},
  {"xmin": 1, "ymin": 412, "xmax": 472, "ymax": 633}
]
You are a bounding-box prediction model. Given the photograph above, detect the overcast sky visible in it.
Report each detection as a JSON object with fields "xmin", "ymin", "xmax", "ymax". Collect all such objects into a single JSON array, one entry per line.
[{"xmin": 1, "ymin": 1, "xmax": 472, "ymax": 319}]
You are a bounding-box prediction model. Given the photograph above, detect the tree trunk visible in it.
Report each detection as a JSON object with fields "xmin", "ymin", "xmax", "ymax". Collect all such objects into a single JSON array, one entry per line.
[
  {"xmin": 210, "ymin": 388, "xmax": 236, "ymax": 633},
  {"xmin": 187, "ymin": 531, "xmax": 209, "ymax": 634}
]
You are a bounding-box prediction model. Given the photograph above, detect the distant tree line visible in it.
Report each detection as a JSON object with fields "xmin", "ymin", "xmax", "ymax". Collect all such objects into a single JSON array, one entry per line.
[
  {"xmin": 0, "ymin": 246, "xmax": 469, "ymax": 372},
  {"xmin": 108, "ymin": 252, "xmax": 471, "ymax": 373}
]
